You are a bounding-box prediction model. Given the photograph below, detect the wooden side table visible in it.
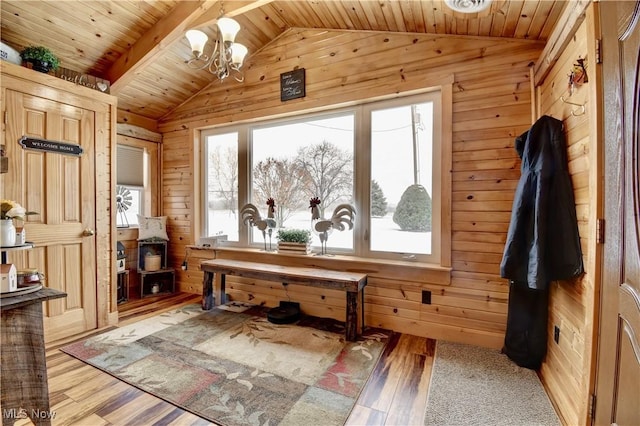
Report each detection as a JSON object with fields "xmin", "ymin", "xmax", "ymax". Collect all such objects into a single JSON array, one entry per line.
[
  {"xmin": 139, "ymin": 268, "xmax": 175, "ymax": 298},
  {"xmin": 1, "ymin": 287, "xmax": 67, "ymax": 426}
]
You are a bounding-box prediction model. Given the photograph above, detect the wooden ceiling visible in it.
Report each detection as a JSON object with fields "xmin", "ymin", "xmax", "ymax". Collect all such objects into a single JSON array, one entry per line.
[{"xmin": 0, "ymin": 1, "xmax": 565, "ymax": 124}]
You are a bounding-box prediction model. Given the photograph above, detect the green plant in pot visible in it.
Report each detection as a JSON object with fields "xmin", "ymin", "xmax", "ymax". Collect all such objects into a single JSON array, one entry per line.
[
  {"xmin": 276, "ymin": 228, "xmax": 312, "ymax": 254},
  {"xmin": 276, "ymin": 228, "xmax": 311, "ymax": 244},
  {"xmin": 20, "ymin": 45, "xmax": 60, "ymax": 73}
]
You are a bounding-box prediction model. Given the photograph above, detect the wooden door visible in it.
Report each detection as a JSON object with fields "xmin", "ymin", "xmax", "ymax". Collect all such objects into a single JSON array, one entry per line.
[
  {"xmin": 595, "ymin": 1, "xmax": 640, "ymax": 424},
  {"xmin": 4, "ymin": 89, "xmax": 97, "ymax": 342}
]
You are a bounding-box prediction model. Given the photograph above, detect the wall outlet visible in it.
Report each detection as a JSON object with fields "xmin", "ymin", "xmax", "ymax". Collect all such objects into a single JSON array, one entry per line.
[
  {"xmin": 422, "ymin": 290, "xmax": 431, "ymax": 304},
  {"xmin": 554, "ymin": 325, "xmax": 560, "ymax": 344}
]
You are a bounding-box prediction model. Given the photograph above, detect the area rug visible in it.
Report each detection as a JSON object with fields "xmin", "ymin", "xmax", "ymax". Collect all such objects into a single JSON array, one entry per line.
[
  {"xmin": 62, "ymin": 303, "xmax": 391, "ymax": 426},
  {"xmin": 424, "ymin": 341, "xmax": 560, "ymax": 426}
]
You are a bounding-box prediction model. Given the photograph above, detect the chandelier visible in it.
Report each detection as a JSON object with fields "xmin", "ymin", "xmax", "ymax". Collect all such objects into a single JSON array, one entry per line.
[
  {"xmin": 444, "ymin": 0, "xmax": 492, "ymax": 13},
  {"xmin": 185, "ymin": 14, "xmax": 248, "ymax": 82}
]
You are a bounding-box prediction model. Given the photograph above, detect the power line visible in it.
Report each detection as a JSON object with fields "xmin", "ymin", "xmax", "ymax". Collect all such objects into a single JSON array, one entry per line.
[{"xmin": 303, "ymin": 122, "xmax": 412, "ymax": 132}]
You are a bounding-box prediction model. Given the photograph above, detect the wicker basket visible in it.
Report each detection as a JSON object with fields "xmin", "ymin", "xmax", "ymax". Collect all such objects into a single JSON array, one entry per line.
[{"xmin": 144, "ymin": 255, "xmax": 161, "ymax": 271}]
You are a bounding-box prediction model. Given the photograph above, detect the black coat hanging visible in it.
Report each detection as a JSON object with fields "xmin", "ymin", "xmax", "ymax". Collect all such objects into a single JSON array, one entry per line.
[
  {"xmin": 500, "ymin": 115, "xmax": 584, "ymax": 290},
  {"xmin": 500, "ymin": 115, "xmax": 584, "ymax": 369}
]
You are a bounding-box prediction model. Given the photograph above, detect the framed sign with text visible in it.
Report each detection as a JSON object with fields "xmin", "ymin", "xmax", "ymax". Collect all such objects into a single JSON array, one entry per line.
[
  {"xmin": 280, "ymin": 68, "xmax": 305, "ymax": 101},
  {"xmin": 19, "ymin": 136, "xmax": 83, "ymax": 156}
]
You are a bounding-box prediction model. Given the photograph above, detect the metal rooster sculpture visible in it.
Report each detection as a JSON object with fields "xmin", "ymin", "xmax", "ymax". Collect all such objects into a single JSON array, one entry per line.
[
  {"xmin": 309, "ymin": 197, "xmax": 356, "ymax": 255},
  {"xmin": 240, "ymin": 198, "xmax": 277, "ymax": 251}
]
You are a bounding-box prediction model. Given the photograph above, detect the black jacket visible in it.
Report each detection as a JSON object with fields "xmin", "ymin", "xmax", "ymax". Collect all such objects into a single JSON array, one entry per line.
[{"xmin": 500, "ymin": 115, "xmax": 584, "ymax": 290}]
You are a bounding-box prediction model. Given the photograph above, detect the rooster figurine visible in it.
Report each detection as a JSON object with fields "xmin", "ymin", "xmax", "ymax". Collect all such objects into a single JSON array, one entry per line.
[
  {"xmin": 309, "ymin": 197, "xmax": 356, "ymax": 255},
  {"xmin": 240, "ymin": 198, "xmax": 278, "ymax": 251}
]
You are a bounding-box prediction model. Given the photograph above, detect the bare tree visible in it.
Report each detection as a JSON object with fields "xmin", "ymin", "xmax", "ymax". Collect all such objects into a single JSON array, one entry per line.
[
  {"xmin": 253, "ymin": 157, "xmax": 307, "ymax": 226},
  {"xmin": 296, "ymin": 140, "xmax": 353, "ymax": 217},
  {"xmin": 208, "ymin": 145, "xmax": 238, "ymax": 215}
]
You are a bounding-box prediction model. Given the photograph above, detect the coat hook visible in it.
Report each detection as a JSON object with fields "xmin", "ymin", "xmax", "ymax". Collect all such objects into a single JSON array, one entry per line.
[{"xmin": 560, "ymin": 96, "xmax": 586, "ymax": 116}]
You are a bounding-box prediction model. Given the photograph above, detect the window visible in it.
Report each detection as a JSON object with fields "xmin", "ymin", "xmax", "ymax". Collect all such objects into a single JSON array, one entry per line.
[
  {"xmin": 202, "ymin": 89, "xmax": 448, "ymax": 264},
  {"xmin": 204, "ymin": 132, "xmax": 240, "ymax": 241},
  {"xmin": 116, "ymin": 144, "xmax": 150, "ymax": 227},
  {"xmin": 251, "ymin": 113, "xmax": 355, "ymax": 249},
  {"xmin": 367, "ymin": 96, "xmax": 440, "ymax": 261}
]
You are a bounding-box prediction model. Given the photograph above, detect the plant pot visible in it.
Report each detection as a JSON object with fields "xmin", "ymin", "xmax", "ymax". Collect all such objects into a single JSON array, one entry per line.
[
  {"xmin": 277, "ymin": 241, "xmax": 311, "ymax": 255},
  {"xmin": 28, "ymin": 60, "xmax": 52, "ymax": 73}
]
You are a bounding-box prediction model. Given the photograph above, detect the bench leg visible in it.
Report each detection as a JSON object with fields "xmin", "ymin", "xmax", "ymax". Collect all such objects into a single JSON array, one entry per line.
[
  {"xmin": 215, "ymin": 274, "xmax": 226, "ymax": 307},
  {"xmin": 361, "ymin": 287, "xmax": 365, "ymax": 334},
  {"xmin": 202, "ymin": 271, "xmax": 214, "ymax": 310},
  {"xmin": 346, "ymin": 291, "xmax": 358, "ymax": 341}
]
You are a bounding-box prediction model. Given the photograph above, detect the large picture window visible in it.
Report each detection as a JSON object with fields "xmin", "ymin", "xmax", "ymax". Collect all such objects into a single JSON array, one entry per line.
[
  {"xmin": 202, "ymin": 90, "xmax": 448, "ymax": 264},
  {"xmin": 251, "ymin": 113, "xmax": 355, "ymax": 249}
]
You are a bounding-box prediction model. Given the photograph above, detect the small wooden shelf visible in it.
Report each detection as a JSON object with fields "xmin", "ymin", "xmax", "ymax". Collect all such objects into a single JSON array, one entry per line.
[
  {"xmin": 137, "ymin": 240, "xmax": 168, "ymax": 272},
  {"xmin": 139, "ymin": 268, "xmax": 175, "ymax": 298}
]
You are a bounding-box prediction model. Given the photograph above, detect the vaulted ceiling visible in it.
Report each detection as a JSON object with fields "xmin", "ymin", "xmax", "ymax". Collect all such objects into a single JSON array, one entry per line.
[{"xmin": 0, "ymin": 1, "xmax": 565, "ymax": 123}]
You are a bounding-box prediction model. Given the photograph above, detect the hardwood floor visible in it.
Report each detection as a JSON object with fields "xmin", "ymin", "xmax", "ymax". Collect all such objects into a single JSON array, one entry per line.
[{"xmin": 27, "ymin": 293, "xmax": 434, "ymax": 426}]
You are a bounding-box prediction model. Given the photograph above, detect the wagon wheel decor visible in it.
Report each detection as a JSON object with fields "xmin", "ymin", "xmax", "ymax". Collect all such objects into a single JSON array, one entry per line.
[{"xmin": 116, "ymin": 185, "xmax": 132, "ymax": 228}]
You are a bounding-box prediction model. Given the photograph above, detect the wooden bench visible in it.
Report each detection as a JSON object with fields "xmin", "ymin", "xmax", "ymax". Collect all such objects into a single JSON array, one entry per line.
[{"xmin": 200, "ymin": 259, "xmax": 367, "ymax": 341}]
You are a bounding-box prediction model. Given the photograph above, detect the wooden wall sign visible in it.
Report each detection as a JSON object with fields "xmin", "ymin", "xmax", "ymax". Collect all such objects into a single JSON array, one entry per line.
[
  {"xmin": 280, "ymin": 68, "xmax": 305, "ymax": 101},
  {"xmin": 19, "ymin": 136, "xmax": 83, "ymax": 156},
  {"xmin": 53, "ymin": 66, "xmax": 110, "ymax": 94}
]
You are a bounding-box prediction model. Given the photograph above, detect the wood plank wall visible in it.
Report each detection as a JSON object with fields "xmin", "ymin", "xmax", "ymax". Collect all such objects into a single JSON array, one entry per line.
[
  {"xmin": 159, "ymin": 29, "xmax": 544, "ymax": 350},
  {"xmin": 535, "ymin": 9, "xmax": 599, "ymax": 426}
]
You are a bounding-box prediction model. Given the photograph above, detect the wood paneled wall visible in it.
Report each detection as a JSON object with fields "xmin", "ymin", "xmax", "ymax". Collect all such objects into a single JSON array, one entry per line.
[
  {"xmin": 535, "ymin": 7, "xmax": 600, "ymax": 426},
  {"xmin": 159, "ymin": 28, "xmax": 544, "ymax": 350}
]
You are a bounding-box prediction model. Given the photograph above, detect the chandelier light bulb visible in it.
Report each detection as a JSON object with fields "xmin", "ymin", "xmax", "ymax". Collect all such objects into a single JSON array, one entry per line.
[
  {"xmin": 230, "ymin": 43, "xmax": 248, "ymax": 66},
  {"xmin": 217, "ymin": 17, "xmax": 240, "ymax": 44},
  {"xmin": 185, "ymin": 29, "xmax": 208, "ymax": 57}
]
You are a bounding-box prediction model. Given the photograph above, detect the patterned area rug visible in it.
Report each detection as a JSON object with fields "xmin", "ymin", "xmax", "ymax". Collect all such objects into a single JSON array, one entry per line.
[
  {"xmin": 62, "ymin": 304, "xmax": 391, "ymax": 426},
  {"xmin": 424, "ymin": 341, "xmax": 560, "ymax": 426}
]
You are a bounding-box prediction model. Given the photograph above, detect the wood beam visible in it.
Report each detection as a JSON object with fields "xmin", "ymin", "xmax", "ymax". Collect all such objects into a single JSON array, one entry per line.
[
  {"xmin": 106, "ymin": 0, "xmax": 273, "ymax": 95},
  {"xmin": 117, "ymin": 109, "xmax": 159, "ymax": 133},
  {"xmin": 533, "ymin": 0, "xmax": 592, "ymax": 86},
  {"xmin": 189, "ymin": 0, "xmax": 274, "ymax": 29},
  {"xmin": 107, "ymin": 0, "xmax": 218, "ymax": 95},
  {"xmin": 117, "ymin": 123, "xmax": 162, "ymax": 143}
]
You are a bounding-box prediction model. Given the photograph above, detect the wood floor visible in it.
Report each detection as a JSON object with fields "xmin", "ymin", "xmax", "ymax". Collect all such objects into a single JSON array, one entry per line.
[{"xmin": 26, "ymin": 292, "xmax": 435, "ymax": 426}]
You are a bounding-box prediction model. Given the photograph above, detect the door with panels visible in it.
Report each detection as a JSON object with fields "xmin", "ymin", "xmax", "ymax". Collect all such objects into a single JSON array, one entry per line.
[{"xmin": 2, "ymin": 76, "xmax": 100, "ymax": 342}]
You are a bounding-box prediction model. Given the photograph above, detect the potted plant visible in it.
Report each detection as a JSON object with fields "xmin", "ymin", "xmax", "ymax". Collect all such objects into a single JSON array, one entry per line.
[
  {"xmin": 20, "ymin": 45, "xmax": 60, "ymax": 73},
  {"xmin": 276, "ymin": 228, "xmax": 312, "ymax": 254}
]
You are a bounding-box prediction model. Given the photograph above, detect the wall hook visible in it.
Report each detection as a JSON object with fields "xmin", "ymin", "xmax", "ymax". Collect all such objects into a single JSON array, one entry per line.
[{"xmin": 561, "ymin": 96, "xmax": 586, "ymax": 116}]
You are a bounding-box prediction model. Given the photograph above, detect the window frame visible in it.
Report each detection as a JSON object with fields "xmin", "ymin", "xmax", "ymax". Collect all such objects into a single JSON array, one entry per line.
[
  {"xmin": 356, "ymin": 91, "xmax": 444, "ymax": 264},
  {"xmin": 116, "ymin": 138, "xmax": 159, "ymax": 227},
  {"xmin": 115, "ymin": 184, "xmax": 145, "ymax": 227},
  {"xmin": 200, "ymin": 85, "xmax": 451, "ymax": 268}
]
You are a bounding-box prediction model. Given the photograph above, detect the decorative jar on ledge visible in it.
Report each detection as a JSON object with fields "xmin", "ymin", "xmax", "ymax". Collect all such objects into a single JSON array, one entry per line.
[{"xmin": 1, "ymin": 219, "xmax": 16, "ymax": 247}]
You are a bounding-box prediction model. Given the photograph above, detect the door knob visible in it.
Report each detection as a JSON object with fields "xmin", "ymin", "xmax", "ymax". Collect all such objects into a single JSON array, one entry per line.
[{"xmin": 82, "ymin": 229, "xmax": 95, "ymax": 236}]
